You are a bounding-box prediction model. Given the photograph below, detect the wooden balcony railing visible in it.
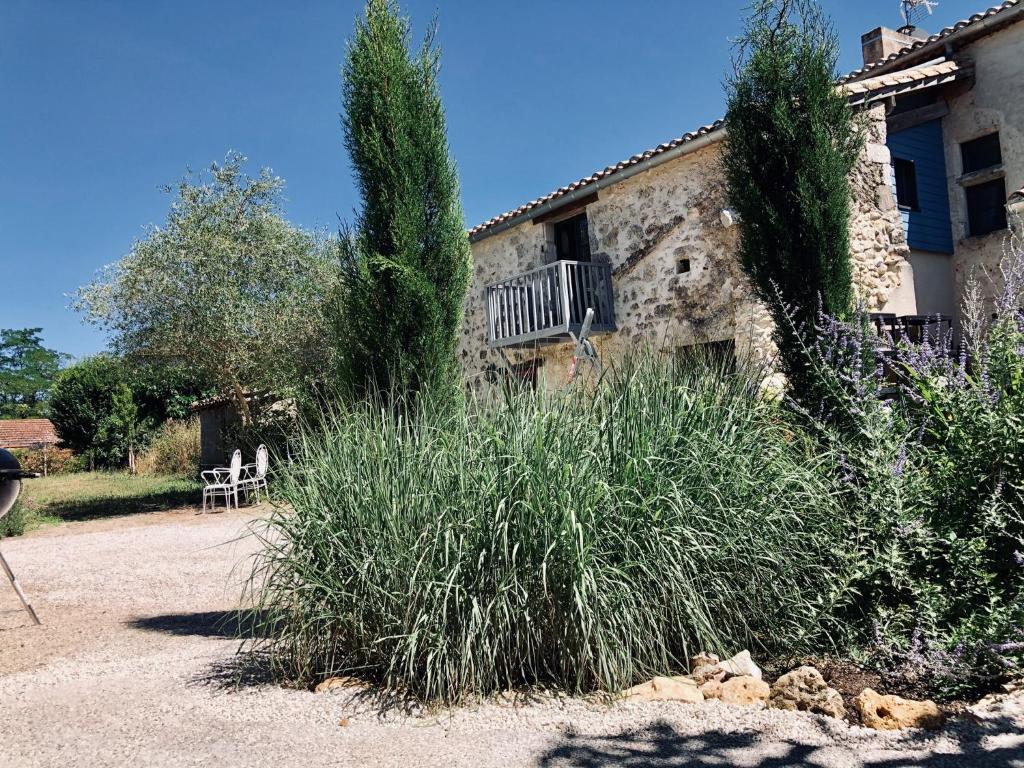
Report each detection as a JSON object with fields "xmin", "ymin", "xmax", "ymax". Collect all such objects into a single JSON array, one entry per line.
[{"xmin": 485, "ymin": 260, "xmax": 616, "ymax": 348}]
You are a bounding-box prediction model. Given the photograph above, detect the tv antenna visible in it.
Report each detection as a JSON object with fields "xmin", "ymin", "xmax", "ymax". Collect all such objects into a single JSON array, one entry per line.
[{"xmin": 900, "ymin": 0, "xmax": 938, "ymax": 30}]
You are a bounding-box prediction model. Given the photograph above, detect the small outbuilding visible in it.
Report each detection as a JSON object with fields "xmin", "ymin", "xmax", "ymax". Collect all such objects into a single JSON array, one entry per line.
[
  {"xmin": 191, "ymin": 395, "xmax": 242, "ymax": 470},
  {"xmin": 0, "ymin": 418, "xmax": 60, "ymax": 451}
]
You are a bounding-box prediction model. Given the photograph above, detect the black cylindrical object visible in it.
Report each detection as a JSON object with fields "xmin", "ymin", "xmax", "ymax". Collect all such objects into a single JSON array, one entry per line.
[
  {"xmin": 1, "ymin": 448, "xmax": 37, "ymax": 519},
  {"xmin": 0, "ymin": 447, "xmax": 42, "ymax": 624}
]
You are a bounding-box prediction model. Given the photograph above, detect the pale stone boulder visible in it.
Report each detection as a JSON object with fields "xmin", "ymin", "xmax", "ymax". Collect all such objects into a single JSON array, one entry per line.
[
  {"xmin": 700, "ymin": 679, "xmax": 724, "ymax": 699},
  {"xmin": 718, "ymin": 650, "xmax": 762, "ymax": 680},
  {"xmin": 691, "ymin": 649, "xmax": 761, "ymax": 684},
  {"xmin": 703, "ymin": 675, "xmax": 770, "ymax": 706},
  {"xmin": 622, "ymin": 676, "xmax": 704, "ymax": 704},
  {"xmin": 693, "ymin": 664, "xmax": 727, "ymax": 685},
  {"xmin": 768, "ymin": 666, "xmax": 846, "ymax": 719},
  {"xmin": 968, "ymin": 681, "xmax": 1024, "ymax": 723},
  {"xmin": 854, "ymin": 688, "xmax": 945, "ymax": 730}
]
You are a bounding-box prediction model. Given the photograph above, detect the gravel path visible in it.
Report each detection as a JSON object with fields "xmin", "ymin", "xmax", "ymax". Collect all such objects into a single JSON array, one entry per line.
[{"xmin": 2, "ymin": 508, "xmax": 1024, "ymax": 767}]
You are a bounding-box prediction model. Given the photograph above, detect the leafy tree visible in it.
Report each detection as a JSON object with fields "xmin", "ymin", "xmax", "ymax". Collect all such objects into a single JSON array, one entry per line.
[
  {"xmin": 131, "ymin": 361, "xmax": 211, "ymax": 425},
  {"xmin": 49, "ymin": 356, "xmax": 132, "ymax": 469},
  {"xmin": 337, "ymin": 0, "xmax": 472, "ymax": 403},
  {"xmin": 48, "ymin": 356, "xmax": 202, "ymax": 469},
  {"xmin": 74, "ymin": 153, "xmax": 341, "ymax": 422},
  {"xmin": 723, "ymin": 0, "xmax": 863, "ymax": 399},
  {"xmin": 0, "ymin": 328, "xmax": 65, "ymax": 418}
]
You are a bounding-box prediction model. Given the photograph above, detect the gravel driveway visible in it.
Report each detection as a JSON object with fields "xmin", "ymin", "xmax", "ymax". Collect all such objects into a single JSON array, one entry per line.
[{"xmin": 2, "ymin": 507, "xmax": 1023, "ymax": 767}]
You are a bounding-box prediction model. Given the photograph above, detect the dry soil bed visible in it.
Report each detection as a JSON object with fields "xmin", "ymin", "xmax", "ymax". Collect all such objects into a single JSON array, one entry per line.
[{"xmin": 2, "ymin": 506, "xmax": 1023, "ymax": 767}]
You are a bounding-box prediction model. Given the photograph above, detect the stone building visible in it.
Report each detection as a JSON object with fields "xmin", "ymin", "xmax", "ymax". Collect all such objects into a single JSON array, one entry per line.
[{"xmin": 459, "ymin": 0, "xmax": 1024, "ymax": 388}]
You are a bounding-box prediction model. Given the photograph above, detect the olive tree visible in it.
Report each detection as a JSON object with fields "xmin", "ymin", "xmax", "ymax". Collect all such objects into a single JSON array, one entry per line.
[{"xmin": 75, "ymin": 154, "xmax": 341, "ymax": 421}]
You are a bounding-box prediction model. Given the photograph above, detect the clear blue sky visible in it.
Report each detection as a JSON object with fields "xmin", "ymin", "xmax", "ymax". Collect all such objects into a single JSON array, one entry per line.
[{"xmin": 0, "ymin": 0, "xmax": 982, "ymax": 359}]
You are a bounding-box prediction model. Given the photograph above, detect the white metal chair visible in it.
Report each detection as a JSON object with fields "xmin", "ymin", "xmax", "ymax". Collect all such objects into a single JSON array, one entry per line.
[
  {"xmin": 201, "ymin": 449, "xmax": 242, "ymax": 512},
  {"xmin": 240, "ymin": 444, "xmax": 269, "ymax": 503}
]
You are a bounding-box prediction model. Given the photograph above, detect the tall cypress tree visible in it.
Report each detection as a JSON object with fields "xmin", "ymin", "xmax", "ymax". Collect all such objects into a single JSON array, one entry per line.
[
  {"xmin": 723, "ymin": 0, "xmax": 863, "ymax": 398},
  {"xmin": 338, "ymin": 0, "xmax": 472, "ymax": 403}
]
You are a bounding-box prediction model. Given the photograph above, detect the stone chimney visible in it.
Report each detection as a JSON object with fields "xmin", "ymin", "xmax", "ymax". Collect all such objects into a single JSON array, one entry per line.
[{"xmin": 861, "ymin": 26, "xmax": 924, "ymax": 67}]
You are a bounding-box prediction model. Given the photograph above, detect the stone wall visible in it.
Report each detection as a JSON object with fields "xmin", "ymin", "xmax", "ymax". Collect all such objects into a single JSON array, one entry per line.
[
  {"xmin": 459, "ymin": 101, "xmax": 912, "ymax": 390},
  {"xmin": 853, "ymin": 105, "xmax": 915, "ymax": 314}
]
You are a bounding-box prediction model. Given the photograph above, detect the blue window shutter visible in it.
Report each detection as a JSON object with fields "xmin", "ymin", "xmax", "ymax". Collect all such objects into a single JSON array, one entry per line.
[{"xmin": 886, "ymin": 119, "xmax": 954, "ymax": 254}]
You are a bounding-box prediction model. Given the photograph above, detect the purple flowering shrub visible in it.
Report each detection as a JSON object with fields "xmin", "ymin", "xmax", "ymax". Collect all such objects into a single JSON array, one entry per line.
[{"xmin": 796, "ymin": 218, "xmax": 1024, "ymax": 696}]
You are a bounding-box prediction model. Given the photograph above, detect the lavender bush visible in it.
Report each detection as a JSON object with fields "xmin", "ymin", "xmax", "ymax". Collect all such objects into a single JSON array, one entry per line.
[{"xmin": 801, "ymin": 216, "xmax": 1024, "ymax": 696}]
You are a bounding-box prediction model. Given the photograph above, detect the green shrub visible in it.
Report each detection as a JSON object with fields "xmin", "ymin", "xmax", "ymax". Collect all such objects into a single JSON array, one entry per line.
[
  {"xmin": 9, "ymin": 447, "xmax": 81, "ymax": 476},
  {"xmin": 49, "ymin": 356, "xmax": 209, "ymax": 471},
  {"xmin": 249, "ymin": 353, "xmax": 852, "ymax": 702},
  {"xmin": 137, "ymin": 419, "xmax": 200, "ymax": 477},
  {"xmin": 0, "ymin": 499, "xmax": 29, "ymax": 538}
]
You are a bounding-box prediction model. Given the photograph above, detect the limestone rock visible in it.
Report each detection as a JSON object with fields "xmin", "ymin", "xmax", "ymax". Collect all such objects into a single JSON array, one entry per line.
[
  {"xmin": 700, "ymin": 679, "xmax": 724, "ymax": 699},
  {"xmin": 968, "ymin": 688, "xmax": 1024, "ymax": 723},
  {"xmin": 704, "ymin": 675, "xmax": 770, "ymax": 706},
  {"xmin": 768, "ymin": 666, "xmax": 846, "ymax": 719},
  {"xmin": 855, "ymin": 688, "xmax": 945, "ymax": 730},
  {"xmin": 718, "ymin": 650, "xmax": 762, "ymax": 680},
  {"xmin": 690, "ymin": 652, "xmax": 720, "ymax": 669},
  {"xmin": 622, "ymin": 676, "xmax": 704, "ymax": 704},
  {"xmin": 315, "ymin": 676, "xmax": 360, "ymax": 693},
  {"xmin": 692, "ymin": 649, "xmax": 761, "ymax": 685},
  {"xmin": 867, "ymin": 143, "xmax": 891, "ymax": 165},
  {"xmin": 693, "ymin": 664, "xmax": 727, "ymax": 685}
]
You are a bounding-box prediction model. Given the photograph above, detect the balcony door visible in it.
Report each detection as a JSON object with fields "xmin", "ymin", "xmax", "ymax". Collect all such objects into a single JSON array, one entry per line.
[{"xmin": 553, "ymin": 212, "xmax": 591, "ymax": 263}]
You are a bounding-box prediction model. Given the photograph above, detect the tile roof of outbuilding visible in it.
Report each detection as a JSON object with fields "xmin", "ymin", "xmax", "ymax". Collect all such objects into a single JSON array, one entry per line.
[
  {"xmin": 468, "ymin": 1, "xmax": 1021, "ymax": 242},
  {"xmin": 0, "ymin": 419, "xmax": 59, "ymax": 449}
]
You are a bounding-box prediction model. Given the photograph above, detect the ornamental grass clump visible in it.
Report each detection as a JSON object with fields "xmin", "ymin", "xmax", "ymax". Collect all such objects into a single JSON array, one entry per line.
[{"xmin": 247, "ymin": 353, "xmax": 852, "ymax": 703}]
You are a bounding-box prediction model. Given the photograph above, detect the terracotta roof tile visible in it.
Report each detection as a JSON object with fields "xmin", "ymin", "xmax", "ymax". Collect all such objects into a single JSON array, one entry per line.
[
  {"xmin": 842, "ymin": 59, "xmax": 969, "ymax": 103},
  {"xmin": 0, "ymin": 419, "xmax": 60, "ymax": 449}
]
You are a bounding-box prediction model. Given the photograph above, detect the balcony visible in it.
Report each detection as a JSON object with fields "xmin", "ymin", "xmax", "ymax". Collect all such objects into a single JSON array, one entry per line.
[{"xmin": 485, "ymin": 260, "xmax": 616, "ymax": 348}]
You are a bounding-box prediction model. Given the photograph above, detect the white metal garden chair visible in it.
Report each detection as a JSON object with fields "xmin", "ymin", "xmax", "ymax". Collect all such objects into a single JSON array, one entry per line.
[
  {"xmin": 240, "ymin": 444, "xmax": 269, "ymax": 503},
  {"xmin": 201, "ymin": 449, "xmax": 242, "ymax": 512}
]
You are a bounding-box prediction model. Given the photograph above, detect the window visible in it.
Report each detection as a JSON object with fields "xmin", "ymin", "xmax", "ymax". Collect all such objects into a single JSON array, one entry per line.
[
  {"xmin": 553, "ymin": 212, "xmax": 591, "ymax": 262},
  {"xmin": 966, "ymin": 179, "xmax": 1008, "ymax": 237},
  {"xmin": 959, "ymin": 133, "xmax": 1007, "ymax": 238},
  {"xmin": 893, "ymin": 158, "xmax": 919, "ymax": 211},
  {"xmin": 961, "ymin": 133, "xmax": 1003, "ymax": 175}
]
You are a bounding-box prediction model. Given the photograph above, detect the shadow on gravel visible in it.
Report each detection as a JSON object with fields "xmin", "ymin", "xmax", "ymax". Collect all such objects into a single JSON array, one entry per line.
[
  {"xmin": 194, "ymin": 651, "xmax": 278, "ymax": 689},
  {"xmin": 537, "ymin": 717, "xmax": 1024, "ymax": 767},
  {"xmin": 127, "ymin": 609, "xmax": 269, "ymax": 639},
  {"xmin": 131, "ymin": 609, "xmax": 280, "ymax": 690},
  {"xmin": 44, "ymin": 488, "xmax": 200, "ymax": 523}
]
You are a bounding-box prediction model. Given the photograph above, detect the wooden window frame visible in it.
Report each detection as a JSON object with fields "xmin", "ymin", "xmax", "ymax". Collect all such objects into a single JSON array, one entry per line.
[{"xmin": 893, "ymin": 157, "xmax": 920, "ymax": 212}]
